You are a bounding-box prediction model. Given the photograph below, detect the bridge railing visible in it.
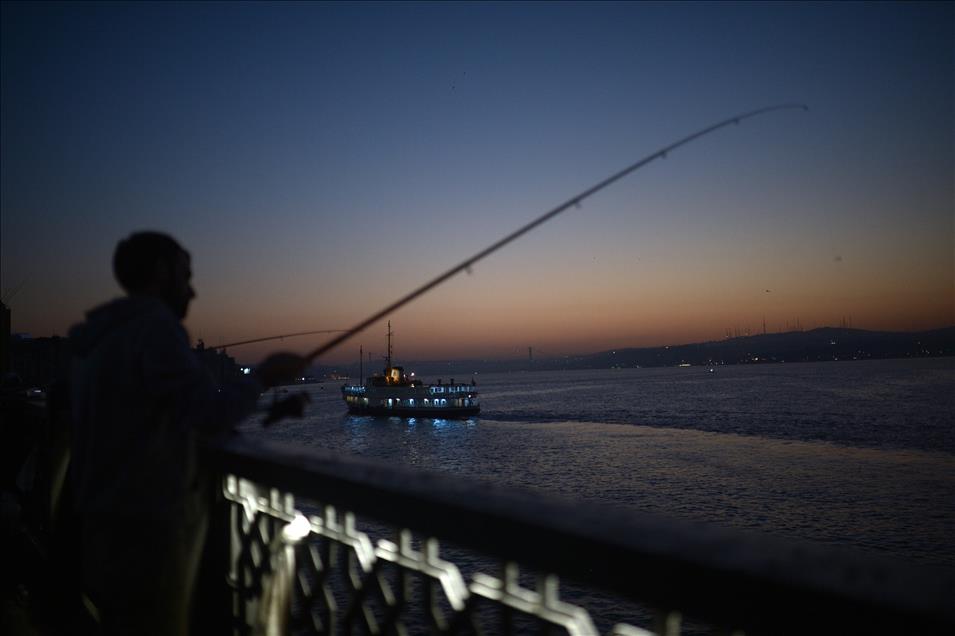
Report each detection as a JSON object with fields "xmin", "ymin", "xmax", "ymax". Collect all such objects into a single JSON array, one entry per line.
[{"xmin": 201, "ymin": 435, "xmax": 955, "ymax": 635}]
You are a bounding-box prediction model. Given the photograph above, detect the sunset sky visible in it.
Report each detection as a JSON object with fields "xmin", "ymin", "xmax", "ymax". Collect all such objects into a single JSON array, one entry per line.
[{"xmin": 2, "ymin": 2, "xmax": 952, "ymax": 364}]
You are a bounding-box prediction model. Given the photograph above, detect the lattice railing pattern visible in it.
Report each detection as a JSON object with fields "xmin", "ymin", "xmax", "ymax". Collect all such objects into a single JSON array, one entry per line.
[{"xmin": 223, "ymin": 475, "xmax": 680, "ymax": 636}]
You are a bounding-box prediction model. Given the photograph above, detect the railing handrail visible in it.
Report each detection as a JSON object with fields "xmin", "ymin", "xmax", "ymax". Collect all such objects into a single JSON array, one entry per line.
[{"xmin": 202, "ymin": 434, "xmax": 955, "ymax": 635}]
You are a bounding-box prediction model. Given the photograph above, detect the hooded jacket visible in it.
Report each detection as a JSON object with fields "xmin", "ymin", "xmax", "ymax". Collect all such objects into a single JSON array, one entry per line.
[{"xmin": 69, "ymin": 295, "xmax": 261, "ymax": 521}]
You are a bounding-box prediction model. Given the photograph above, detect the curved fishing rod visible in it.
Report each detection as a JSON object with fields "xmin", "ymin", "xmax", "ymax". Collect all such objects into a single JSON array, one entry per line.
[
  {"xmin": 212, "ymin": 328, "xmax": 348, "ymax": 350},
  {"xmin": 261, "ymin": 103, "xmax": 807, "ymax": 424},
  {"xmin": 300, "ymin": 103, "xmax": 807, "ymax": 366}
]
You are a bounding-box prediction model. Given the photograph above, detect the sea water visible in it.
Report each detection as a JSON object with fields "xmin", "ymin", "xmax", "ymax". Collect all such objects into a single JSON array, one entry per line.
[{"xmin": 238, "ymin": 357, "xmax": 955, "ymax": 626}]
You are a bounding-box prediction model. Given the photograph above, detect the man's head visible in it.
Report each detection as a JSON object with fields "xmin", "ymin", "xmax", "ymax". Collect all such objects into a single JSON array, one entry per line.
[{"xmin": 113, "ymin": 232, "xmax": 195, "ymax": 320}]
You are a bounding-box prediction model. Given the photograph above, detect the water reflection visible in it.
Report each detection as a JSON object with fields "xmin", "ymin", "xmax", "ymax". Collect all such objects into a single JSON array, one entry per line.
[
  {"xmin": 332, "ymin": 414, "xmax": 484, "ymax": 473},
  {"xmin": 247, "ymin": 359, "xmax": 955, "ymax": 570}
]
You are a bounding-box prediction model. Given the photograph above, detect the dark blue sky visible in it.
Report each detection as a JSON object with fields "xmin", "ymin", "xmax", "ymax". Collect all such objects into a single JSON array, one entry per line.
[{"xmin": 2, "ymin": 2, "xmax": 952, "ymax": 362}]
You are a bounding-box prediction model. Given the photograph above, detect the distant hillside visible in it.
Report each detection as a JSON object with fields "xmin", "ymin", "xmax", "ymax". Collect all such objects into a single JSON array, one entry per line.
[
  {"xmin": 318, "ymin": 327, "xmax": 955, "ymax": 377},
  {"xmin": 576, "ymin": 327, "xmax": 955, "ymax": 370}
]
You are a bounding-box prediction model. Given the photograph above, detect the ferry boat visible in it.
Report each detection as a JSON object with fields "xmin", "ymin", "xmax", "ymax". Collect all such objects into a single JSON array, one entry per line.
[{"xmin": 341, "ymin": 323, "xmax": 480, "ymax": 418}]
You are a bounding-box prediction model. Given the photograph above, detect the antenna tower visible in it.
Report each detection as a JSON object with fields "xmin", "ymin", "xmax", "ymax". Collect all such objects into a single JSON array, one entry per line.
[{"xmin": 386, "ymin": 321, "xmax": 393, "ymax": 369}]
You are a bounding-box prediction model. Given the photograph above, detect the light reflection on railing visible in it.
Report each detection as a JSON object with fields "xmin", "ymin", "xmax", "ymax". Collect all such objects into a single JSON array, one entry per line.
[{"xmin": 221, "ymin": 474, "xmax": 645, "ymax": 635}]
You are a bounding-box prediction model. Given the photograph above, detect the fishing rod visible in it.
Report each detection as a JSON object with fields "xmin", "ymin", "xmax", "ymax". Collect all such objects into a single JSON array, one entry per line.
[
  {"xmin": 263, "ymin": 103, "xmax": 807, "ymax": 424},
  {"xmin": 212, "ymin": 328, "xmax": 348, "ymax": 350},
  {"xmin": 300, "ymin": 104, "xmax": 807, "ymax": 365}
]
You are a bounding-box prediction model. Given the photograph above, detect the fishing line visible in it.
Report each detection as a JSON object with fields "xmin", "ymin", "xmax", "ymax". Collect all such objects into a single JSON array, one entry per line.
[{"xmin": 1, "ymin": 276, "xmax": 29, "ymax": 304}]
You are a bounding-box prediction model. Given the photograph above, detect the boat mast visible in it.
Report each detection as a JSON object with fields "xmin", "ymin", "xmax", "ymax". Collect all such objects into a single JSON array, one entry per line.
[
  {"xmin": 386, "ymin": 320, "xmax": 393, "ymax": 369},
  {"xmin": 359, "ymin": 344, "xmax": 363, "ymax": 384}
]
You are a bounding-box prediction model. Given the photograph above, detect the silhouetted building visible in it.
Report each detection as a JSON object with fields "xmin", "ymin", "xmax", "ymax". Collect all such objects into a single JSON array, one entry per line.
[{"xmin": 9, "ymin": 335, "xmax": 71, "ymax": 388}]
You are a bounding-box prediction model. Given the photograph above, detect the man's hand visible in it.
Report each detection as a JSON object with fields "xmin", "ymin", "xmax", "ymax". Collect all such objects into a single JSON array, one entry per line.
[{"xmin": 255, "ymin": 352, "xmax": 308, "ymax": 389}]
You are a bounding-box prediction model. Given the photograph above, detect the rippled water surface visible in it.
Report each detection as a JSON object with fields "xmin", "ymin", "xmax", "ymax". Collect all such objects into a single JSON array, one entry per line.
[{"xmin": 241, "ymin": 357, "xmax": 955, "ymax": 571}]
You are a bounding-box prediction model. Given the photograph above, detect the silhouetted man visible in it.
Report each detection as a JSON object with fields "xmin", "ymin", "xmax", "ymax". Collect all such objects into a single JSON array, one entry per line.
[{"xmin": 69, "ymin": 231, "xmax": 305, "ymax": 635}]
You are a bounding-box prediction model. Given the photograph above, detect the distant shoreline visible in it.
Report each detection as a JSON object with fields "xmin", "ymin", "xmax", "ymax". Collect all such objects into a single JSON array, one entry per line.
[{"xmin": 317, "ymin": 326, "xmax": 955, "ymax": 378}]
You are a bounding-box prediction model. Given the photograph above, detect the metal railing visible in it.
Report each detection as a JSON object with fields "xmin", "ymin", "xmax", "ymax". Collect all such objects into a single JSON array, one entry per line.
[{"xmin": 201, "ymin": 435, "xmax": 955, "ymax": 635}]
